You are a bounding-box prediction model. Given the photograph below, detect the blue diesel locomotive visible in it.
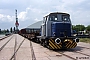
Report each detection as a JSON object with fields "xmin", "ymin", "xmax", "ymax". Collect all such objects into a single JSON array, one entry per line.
[
  {"xmin": 37, "ymin": 12, "xmax": 79, "ymax": 49},
  {"xmin": 20, "ymin": 12, "xmax": 79, "ymax": 49}
]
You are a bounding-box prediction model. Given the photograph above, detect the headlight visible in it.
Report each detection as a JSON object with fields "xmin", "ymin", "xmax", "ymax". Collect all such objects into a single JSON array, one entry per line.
[
  {"xmin": 55, "ymin": 38, "xmax": 61, "ymax": 44},
  {"xmin": 74, "ymin": 38, "xmax": 79, "ymax": 43}
]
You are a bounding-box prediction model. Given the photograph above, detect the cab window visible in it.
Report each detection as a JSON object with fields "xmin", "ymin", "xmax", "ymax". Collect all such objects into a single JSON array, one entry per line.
[
  {"xmin": 49, "ymin": 15, "xmax": 58, "ymax": 21},
  {"xmin": 62, "ymin": 15, "xmax": 70, "ymax": 22}
]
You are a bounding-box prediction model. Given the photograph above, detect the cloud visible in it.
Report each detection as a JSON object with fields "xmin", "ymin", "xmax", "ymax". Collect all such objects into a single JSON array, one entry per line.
[
  {"xmin": 71, "ymin": 11, "xmax": 90, "ymax": 25},
  {"xmin": 52, "ymin": 0, "xmax": 90, "ymax": 26},
  {"xmin": 0, "ymin": 0, "xmax": 90, "ymax": 29},
  {"xmin": 18, "ymin": 11, "xmax": 27, "ymax": 21},
  {"xmin": 0, "ymin": 14, "xmax": 14, "ymax": 22}
]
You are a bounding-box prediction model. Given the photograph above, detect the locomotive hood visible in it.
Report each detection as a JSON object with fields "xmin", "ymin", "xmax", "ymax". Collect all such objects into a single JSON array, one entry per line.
[{"xmin": 51, "ymin": 22, "xmax": 72, "ymax": 37}]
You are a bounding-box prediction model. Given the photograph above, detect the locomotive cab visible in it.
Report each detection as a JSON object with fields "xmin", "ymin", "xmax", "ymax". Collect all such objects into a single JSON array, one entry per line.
[{"xmin": 41, "ymin": 12, "xmax": 72, "ymax": 37}]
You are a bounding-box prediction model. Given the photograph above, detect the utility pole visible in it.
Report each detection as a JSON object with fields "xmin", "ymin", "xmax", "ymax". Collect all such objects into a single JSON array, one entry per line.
[{"xmin": 15, "ymin": 9, "xmax": 19, "ymax": 33}]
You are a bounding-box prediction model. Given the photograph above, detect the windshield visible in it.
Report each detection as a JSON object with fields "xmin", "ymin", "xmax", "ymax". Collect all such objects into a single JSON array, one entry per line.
[
  {"xmin": 49, "ymin": 14, "xmax": 70, "ymax": 22},
  {"xmin": 62, "ymin": 15, "xmax": 70, "ymax": 22},
  {"xmin": 49, "ymin": 15, "xmax": 58, "ymax": 21}
]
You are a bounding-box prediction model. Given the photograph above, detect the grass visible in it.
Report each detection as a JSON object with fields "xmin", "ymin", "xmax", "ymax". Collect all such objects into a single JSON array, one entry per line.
[{"xmin": 80, "ymin": 38, "xmax": 90, "ymax": 43}]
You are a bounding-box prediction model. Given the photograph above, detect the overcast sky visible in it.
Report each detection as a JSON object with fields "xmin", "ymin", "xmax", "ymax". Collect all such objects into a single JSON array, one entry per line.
[{"xmin": 0, "ymin": 0, "xmax": 90, "ymax": 30}]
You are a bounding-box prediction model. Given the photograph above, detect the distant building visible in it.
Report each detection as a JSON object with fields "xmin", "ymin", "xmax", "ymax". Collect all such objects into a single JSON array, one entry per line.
[
  {"xmin": 27, "ymin": 21, "xmax": 42, "ymax": 29},
  {"xmin": 24, "ymin": 21, "xmax": 42, "ymax": 33}
]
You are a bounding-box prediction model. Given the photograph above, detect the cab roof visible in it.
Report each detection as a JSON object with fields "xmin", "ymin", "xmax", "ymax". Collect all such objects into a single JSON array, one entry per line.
[
  {"xmin": 50, "ymin": 12, "xmax": 69, "ymax": 15},
  {"xmin": 44, "ymin": 12, "xmax": 70, "ymax": 17}
]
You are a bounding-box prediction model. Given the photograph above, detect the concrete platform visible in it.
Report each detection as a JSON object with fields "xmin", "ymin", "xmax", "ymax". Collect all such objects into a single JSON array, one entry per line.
[{"xmin": 0, "ymin": 34, "xmax": 90, "ymax": 60}]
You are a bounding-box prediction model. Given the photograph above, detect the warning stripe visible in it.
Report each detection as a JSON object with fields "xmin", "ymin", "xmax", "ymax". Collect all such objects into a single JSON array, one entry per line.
[
  {"xmin": 49, "ymin": 43, "xmax": 54, "ymax": 49},
  {"xmin": 67, "ymin": 41, "xmax": 73, "ymax": 48},
  {"xmin": 66, "ymin": 42, "xmax": 70, "ymax": 47},
  {"xmin": 51, "ymin": 39, "xmax": 61, "ymax": 49},
  {"xmin": 57, "ymin": 43, "xmax": 62, "ymax": 48},
  {"xmin": 49, "ymin": 40, "xmax": 57, "ymax": 49},
  {"xmin": 72, "ymin": 42, "xmax": 76, "ymax": 48},
  {"xmin": 72, "ymin": 43, "xmax": 75, "ymax": 48},
  {"xmin": 70, "ymin": 42, "xmax": 75, "ymax": 48},
  {"xmin": 66, "ymin": 42, "xmax": 77, "ymax": 48},
  {"xmin": 72, "ymin": 42, "xmax": 77, "ymax": 48},
  {"xmin": 71, "ymin": 42, "xmax": 75, "ymax": 48},
  {"xmin": 67, "ymin": 43, "xmax": 71, "ymax": 48},
  {"xmin": 68, "ymin": 42, "xmax": 75, "ymax": 48}
]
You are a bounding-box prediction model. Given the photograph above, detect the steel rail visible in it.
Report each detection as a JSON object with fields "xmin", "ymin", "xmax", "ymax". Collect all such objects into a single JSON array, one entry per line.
[
  {"xmin": 30, "ymin": 40, "xmax": 36, "ymax": 60},
  {"xmin": 57, "ymin": 52, "xmax": 77, "ymax": 60},
  {"xmin": 0, "ymin": 35, "xmax": 14, "ymax": 51},
  {"xmin": 10, "ymin": 38, "xmax": 25, "ymax": 60},
  {"xmin": 56, "ymin": 48, "xmax": 90, "ymax": 60},
  {"xmin": 74, "ymin": 51, "xmax": 90, "ymax": 57},
  {"xmin": 13, "ymin": 35, "xmax": 17, "ymax": 60},
  {"xmin": 79, "ymin": 46, "xmax": 90, "ymax": 49}
]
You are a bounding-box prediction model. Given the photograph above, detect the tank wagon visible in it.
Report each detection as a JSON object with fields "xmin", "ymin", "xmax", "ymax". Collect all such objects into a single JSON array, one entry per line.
[{"xmin": 20, "ymin": 12, "xmax": 79, "ymax": 49}]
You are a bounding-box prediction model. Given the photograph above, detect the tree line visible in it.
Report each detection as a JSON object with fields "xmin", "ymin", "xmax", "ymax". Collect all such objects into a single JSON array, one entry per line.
[
  {"xmin": 0, "ymin": 27, "xmax": 16, "ymax": 34},
  {"xmin": 72, "ymin": 25, "xmax": 90, "ymax": 32}
]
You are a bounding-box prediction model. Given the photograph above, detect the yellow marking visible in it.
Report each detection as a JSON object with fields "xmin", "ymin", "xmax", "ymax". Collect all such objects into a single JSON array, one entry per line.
[
  {"xmin": 66, "ymin": 40, "xmax": 73, "ymax": 48},
  {"xmin": 57, "ymin": 44, "xmax": 62, "ymax": 48},
  {"xmin": 49, "ymin": 43, "xmax": 54, "ymax": 49},
  {"xmin": 68, "ymin": 40, "xmax": 73, "ymax": 44},
  {"xmin": 71, "ymin": 43, "xmax": 75, "ymax": 48},
  {"xmin": 66, "ymin": 42, "xmax": 70, "ymax": 47},
  {"xmin": 68, "ymin": 43, "xmax": 72, "ymax": 48},
  {"xmin": 70, "ymin": 42, "xmax": 75, "ymax": 48},
  {"xmin": 67, "ymin": 42, "xmax": 72, "ymax": 48},
  {"xmin": 51, "ymin": 39, "xmax": 61, "ymax": 49},
  {"xmin": 54, "ymin": 39, "xmax": 62, "ymax": 48},
  {"xmin": 73, "ymin": 42, "xmax": 77, "ymax": 47},
  {"xmin": 72, "ymin": 42, "xmax": 76, "ymax": 48},
  {"xmin": 72, "ymin": 43, "xmax": 77, "ymax": 48},
  {"xmin": 51, "ymin": 39, "xmax": 54, "ymax": 42},
  {"xmin": 64, "ymin": 39, "xmax": 68, "ymax": 42},
  {"xmin": 64, "ymin": 39, "xmax": 73, "ymax": 43},
  {"xmin": 55, "ymin": 43, "xmax": 61, "ymax": 49},
  {"xmin": 49, "ymin": 40, "xmax": 57, "ymax": 49}
]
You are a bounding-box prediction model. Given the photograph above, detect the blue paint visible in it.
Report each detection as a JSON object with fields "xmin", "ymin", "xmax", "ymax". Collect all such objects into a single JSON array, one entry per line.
[{"xmin": 51, "ymin": 22, "xmax": 71, "ymax": 37}]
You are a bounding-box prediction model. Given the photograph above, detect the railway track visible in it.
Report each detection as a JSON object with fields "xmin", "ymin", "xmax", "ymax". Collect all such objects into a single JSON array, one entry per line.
[
  {"xmin": 0, "ymin": 34, "xmax": 26, "ymax": 60},
  {"xmin": 9, "ymin": 34, "xmax": 36, "ymax": 60},
  {"xmin": 10, "ymin": 38, "xmax": 25, "ymax": 60},
  {"xmin": 0, "ymin": 35, "xmax": 11, "ymax": 41},
  {"xmin": 56, "ymin": 51, "xmax": 76, "ymax": 60},
  {"xmin": 74, "ymin": 51, "xmax": 90, "ymax": 56},
  {"xmin": 56, "ymin": 52, "xmax": 89, "ymax": 60},
  {"xmin": 55, "ymin": 48, "xmax": 90, "ymax": 60},
  {"xmin": 30, "ymin": 40, "xmax": 36, "ymax": 60},
  {"xmin": 0, "ymin": 35, "xmax": 14, "ymax": 51},
  {"xmin": 74, "ymin": 46, "xmax": 90, "ymax": 57},
  {"xmin": 79, "ymin": 46, "xmax": 90, "ymax": 49},
  {"xmin": 13, "ymin": 35, "xmax": 17, "ymax": 60}
]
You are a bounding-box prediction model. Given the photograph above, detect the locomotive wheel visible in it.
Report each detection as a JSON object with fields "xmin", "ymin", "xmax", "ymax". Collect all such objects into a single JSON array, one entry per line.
[
  {"xmin": 47, "ymin": 45, "xmax": 52, "ymax": 50},
  {"xmin": 40, "ymin": 39, "xmax": 43, "ymax": 46},
  {"xmin": 40, "ymin": 42, "xmax": 43, "ymax": 46},
  {"xmin": 42, "ymin": 39, "xmax": 48, "ymax": 47},
  {"xmin": 36, "ymin": 38, "xmax": 40, "ymax": 43},
  {"xmin": 42, "ymin": 40, "xmax": 46, "ymax": 47},
  {"xmin": 33, "ymin": 38, "xmax": 37, "ymax": 42},
  {"xmin": 45, "ymin": 40, "xmax": 51, "ymax": 49},
  {"xmin": 42, "ymin": 41, "xmax": 45, "ymax": 47}
]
